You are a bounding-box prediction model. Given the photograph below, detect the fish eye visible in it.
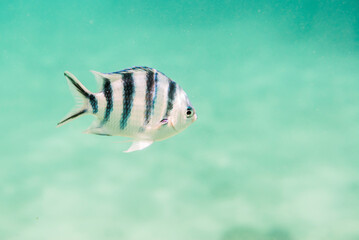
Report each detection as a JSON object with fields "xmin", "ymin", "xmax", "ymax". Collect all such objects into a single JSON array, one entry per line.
[{"xmin": 186, "ymin": 107, "xmax": 194, "ymax": 118}]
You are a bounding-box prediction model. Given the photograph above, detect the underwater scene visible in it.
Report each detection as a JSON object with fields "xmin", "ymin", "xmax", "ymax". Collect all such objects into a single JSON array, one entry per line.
[{"xmin": 1, "ymin": 0, "xmax": 359, "ymax": 239}]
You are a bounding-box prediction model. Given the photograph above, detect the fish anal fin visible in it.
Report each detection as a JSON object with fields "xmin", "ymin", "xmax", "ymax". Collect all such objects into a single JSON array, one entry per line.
[
  {"xmin": 124, "ymin": 140, "xmax": 154, "ymax": 153},
  {"xmin": 83, "ymin": 126, "xmax": 111, "ymax": 136}
]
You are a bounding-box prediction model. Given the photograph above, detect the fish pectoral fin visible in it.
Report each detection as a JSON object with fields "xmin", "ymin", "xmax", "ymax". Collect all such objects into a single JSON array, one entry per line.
[
  {"xmin": 152, "ymin": 118, "xmax": 169, "ymax": 129},
  {"xmin": 160, "ymin": 118, "xmax": 169, "ymax": 125},
  {"xmin": 146, "ymin": 118, "xmax": 176, "ymax": 132},
  {"xmin": 158, "ymin": 118, "xmax": 176, "ymax": 131},
  {"xmin": 124, "ymin": 140, "xmax": 154, "ymax": 153}
]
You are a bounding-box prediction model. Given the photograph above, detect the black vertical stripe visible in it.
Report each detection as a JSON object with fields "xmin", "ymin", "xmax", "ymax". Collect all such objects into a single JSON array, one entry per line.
[
  {"xmin": 164, "ymin": 81, "xmax": 177, "ymax": 118},
  {"xmin": 103, "ymin": 79, "xmax": 113, "ymax": 123},
  {"xmin": 120, "ymin": 73, "xmax": 135, "ymax": 130},
  {"xmin": 151, "ymin": 71, "xmax": 159, "ymax": 112},
  {"xmin": 89, "ymin": 94, "xmax": 98, "ymax": 114},
  {"xmin": 144, "ymin": 70, "xmax": 155, "ymax": 126}
]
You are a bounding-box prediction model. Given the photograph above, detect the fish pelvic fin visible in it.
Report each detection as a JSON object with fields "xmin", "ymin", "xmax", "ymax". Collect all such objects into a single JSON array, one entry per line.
[
  {"xmin": 57, "ymin": 71, "xmax": 93, "ymax": 127},
  {"xmin": 124, "ymin": 140, "xmax": 154, "ymax": 153}
]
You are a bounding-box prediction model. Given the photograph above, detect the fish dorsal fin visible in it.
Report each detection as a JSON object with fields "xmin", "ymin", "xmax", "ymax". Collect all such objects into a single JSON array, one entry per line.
[
  {"xmin": 90, "ymin": 70, "xmax": 122, "ymax": 91},
  {"xmin": 110, "ymin": 66, "xmax": 153, "ymax": 74},
  {"xmin": 124, "ymin": 140, "xmax": 154, "ymax": 153}
]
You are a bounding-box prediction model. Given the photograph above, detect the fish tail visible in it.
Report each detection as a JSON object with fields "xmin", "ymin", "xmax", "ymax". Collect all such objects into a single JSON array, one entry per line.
[{"xmin": 57, "ymin": 71, "xmax": 93, "ymax": 127}]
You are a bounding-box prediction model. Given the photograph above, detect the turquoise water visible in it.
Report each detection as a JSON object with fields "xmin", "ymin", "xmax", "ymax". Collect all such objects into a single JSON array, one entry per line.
[{"xmin": 1, "ymin": 1, "xmax": 359, "ymax": 239}]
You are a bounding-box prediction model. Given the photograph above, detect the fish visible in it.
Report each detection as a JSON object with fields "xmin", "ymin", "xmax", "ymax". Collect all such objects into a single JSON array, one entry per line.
[{"xmin": 57, "ymin": 66, "xmax": 197, "ymax": 152}]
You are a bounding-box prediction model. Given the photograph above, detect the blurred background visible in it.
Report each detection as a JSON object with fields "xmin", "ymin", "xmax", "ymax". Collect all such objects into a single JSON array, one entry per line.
[{"xmin": 1, "ymin": 0, "xmax": 359, "ymax": 239}]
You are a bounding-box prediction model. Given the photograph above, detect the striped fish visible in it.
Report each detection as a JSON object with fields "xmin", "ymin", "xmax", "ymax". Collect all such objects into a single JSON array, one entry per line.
[{"xmin": 57, "ymin": 66, "xmax": 197, "ymax": 152}]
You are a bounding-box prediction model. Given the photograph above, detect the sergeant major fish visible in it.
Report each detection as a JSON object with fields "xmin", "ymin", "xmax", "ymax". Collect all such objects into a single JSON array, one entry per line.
[{"xmin": 57, "ymin": 66, "xmax": 197, "ymax": 152}]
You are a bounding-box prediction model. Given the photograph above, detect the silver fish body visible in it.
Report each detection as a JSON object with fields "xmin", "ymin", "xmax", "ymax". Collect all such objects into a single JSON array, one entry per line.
[{"xmin": 57, "ymin": 66, "xmax": 197, "ymax": 152}]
